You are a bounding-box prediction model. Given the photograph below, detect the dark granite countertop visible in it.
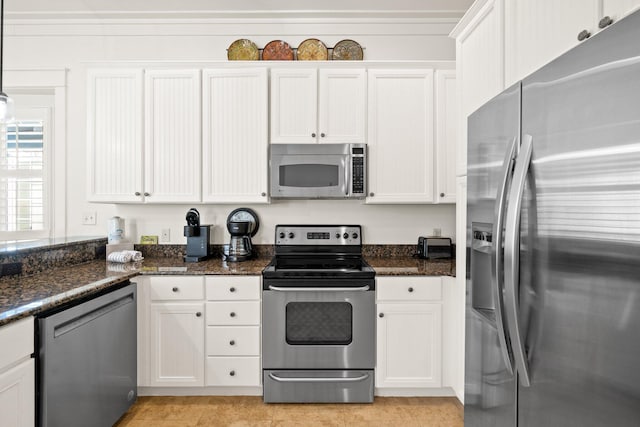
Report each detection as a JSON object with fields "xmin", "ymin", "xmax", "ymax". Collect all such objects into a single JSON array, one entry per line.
[{"xmin": 0, "ymin": 255, "xmax": 455, "ymax": 327}]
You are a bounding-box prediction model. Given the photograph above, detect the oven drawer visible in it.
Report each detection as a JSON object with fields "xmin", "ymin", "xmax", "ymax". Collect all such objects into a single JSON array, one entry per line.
[
  {"xmin": 376, "ymin": 277, "xmax": 442, "ymax": 302},
  {"xmin": 263, "ymin": 370, "xmax": 374, "ymax": 403},
  {"xmin": 149, "ymin": 276, "xmax": 204, "ymax": 301},
  {"xmin": 206, "ymin": 356, "xmax": 261, "ymax": 386},
  {"xmin": 206, "ymin": 301, "xmax": 260, "ymax": 325},
  {"xmin": 206, "ymin": 326, "xmax": 260, "ymax": 356},
  {"xmin": 206, "ymin": 276, "xmax": 260, "ymax": 301}
]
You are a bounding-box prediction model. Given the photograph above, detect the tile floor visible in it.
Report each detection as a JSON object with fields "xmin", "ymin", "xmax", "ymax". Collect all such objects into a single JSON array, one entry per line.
[{"xmin": 114, "ymin": 396, "xmax": 463, "ymax": 427}]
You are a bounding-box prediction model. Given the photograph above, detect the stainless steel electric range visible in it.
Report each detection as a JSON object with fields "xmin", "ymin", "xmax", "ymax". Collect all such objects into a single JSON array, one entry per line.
[{"xmin": 262, "ymin": 225, "xmax": 376, "ymax": 403}]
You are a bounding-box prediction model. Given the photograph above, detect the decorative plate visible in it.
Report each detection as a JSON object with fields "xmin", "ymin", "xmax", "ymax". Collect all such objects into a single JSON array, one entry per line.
[
  {"xmin": 262, "ymin": 40, "xmax": 295, "ymax": 60},
  {"xmin": 226, "ymin": 208, "xmax": 260, "ymax": 237},
  {"xmin": 297, "ymin": 38, "xmax": 328, "ymax": 61},
  {"xmin": 227, "ymin": 39, "xmax": 260, "ymax": 61},
  {"xmin": 332, "ymin": 39, "xmax": 364, "ymax": 61}
]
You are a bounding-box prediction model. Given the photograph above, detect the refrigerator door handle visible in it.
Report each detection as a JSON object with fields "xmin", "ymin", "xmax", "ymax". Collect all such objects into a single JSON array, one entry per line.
[
  {"xmin": 491, "ymin": 136, "xmax": 519, "ymax": 375},
  {"xmin": 504, "ymin": 133, "xmax": 533, "ymax": 387}
]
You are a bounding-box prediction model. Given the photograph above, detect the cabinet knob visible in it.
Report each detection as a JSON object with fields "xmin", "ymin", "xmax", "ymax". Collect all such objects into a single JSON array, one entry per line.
[
  {"xmin": 408, "ymin": 287, "xmax": 414, "ymax": 293},
  {"xmin": 261, "ymin": 192, "xmax": 266, "ymax": 197},
  {"xmin": 230, "ymin": 312, "xmax": 236, "ymax": 317},
  {"xmin": 577, "ymin": 29, "xmax": 591, "ymax": 41},
  {"xmin": 172, "ymin": 287, "xmax": 179, "ymax": 292},
  {"xmin": 229, "ymin": 287, "xmax": 236, "ymax": 293},
  {"xmin": 229, "ymin": 370, "xmax": 236, "ymax": 377},
  {"xmin": 135, "ymin": 192, "xmax": 141, "ymax": 196},
  {"xmin": 144, "ymin": 192, "xmax": 150, "ymax": 197},
  {"xmin": 440, "ymin": 192, "xmax": 445, "ymax": 197},
  {"xmin": 321, "ymin": 133, "xmax": 326, "ymax": 138},
  {"xmin": 311, "ymin": 133, "xmax": 316, "ymax": 138},
  {"xmin": 598, "ymin": 16, "xmax": 613, "ymax": 29},
  {"xmin": 379, "ymin": 313, "xmax": 384, "ymax": 318},
  {"xmin": 369, "ymin": 192, "xmax": 374, "ymax": 197},
  {"xmin": 196, "ymin": 312, "xmax": 202, "ymax": 317},
  {"xmin": 229, "ymin": 340, "xmax": 236, "ymax": 346}
]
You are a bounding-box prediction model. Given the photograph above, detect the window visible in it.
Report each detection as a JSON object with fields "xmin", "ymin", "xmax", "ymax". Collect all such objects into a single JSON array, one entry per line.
[{"xmin": 0, "ymin": 95, "xmax": 53, "ymax": 240}]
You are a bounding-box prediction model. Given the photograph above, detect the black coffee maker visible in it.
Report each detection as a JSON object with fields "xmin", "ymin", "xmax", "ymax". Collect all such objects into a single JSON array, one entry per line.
[
  {"xmin": 183, "ymin": 208, "xmax": 212, "ymax": 262},
  {"xmin": 225, "ymin": 208, "xmax": 259, "ymax": 262}
]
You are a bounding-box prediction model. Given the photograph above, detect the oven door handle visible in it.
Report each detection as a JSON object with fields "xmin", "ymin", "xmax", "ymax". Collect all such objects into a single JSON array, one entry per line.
[
  {"xmin": 268, "ymin": 373, "xmax": 370, "ymax": 383},
  {"xmin": 267, "ymin": 285, "xmax": 370, "ymax": 292}
]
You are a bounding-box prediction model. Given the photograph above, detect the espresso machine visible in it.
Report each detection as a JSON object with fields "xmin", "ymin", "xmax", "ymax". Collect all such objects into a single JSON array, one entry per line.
[
  {"xmin": 225, "ymin": 208, "xmax": 259, "ymax": 262},
  {"xmin": 183, "ymin": 208, "xmax": 213, "ymax": 262}
]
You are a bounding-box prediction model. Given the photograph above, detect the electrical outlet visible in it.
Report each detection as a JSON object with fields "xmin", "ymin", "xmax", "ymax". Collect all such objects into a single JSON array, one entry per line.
[
  {"xmin": 82, "ymin": 211, "xmax": 97, "ymax": 225},
  {"xmin": 161, "ymin": 228, "xmax": 170, "ymax": 242}
]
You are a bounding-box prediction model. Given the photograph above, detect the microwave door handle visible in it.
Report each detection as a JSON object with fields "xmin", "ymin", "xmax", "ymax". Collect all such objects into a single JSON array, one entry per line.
[
  {"xmin": 343, "ymin": 156, "xmax": 350, "ymax": 197},
  {"xmin": 504, "ymin": 133, "xmax": 533, "ymax": 388},
  {"xmin": 492, "ymin": 136, "xmax": 519, "ymax": 375}
]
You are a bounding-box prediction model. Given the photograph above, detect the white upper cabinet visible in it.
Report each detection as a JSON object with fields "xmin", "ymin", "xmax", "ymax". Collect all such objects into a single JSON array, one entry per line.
[
  {"xmin": 366, "ymin": 69, "xmax": 435, "ymax": 204},
  {"xmin": 270, "ymin": 68, "xmax": 366, "ymax": 144},
  {"xmin": 202, "ymin": 68, "xmax": 269, "ymax": 203},
  {"xmin": 144, "ymin": 69, "xmax": 201, "ymax": 203},
  {"xmin": 601, "ymin": 0, "xmax": 640, "ymax": 21},
  {"xmin": 435, "ymin": 70, "xmax": 457, "ymax": 204},
  {"xmin": 87, "ymin": 69, "xmax": 143, "ymax": 203}
]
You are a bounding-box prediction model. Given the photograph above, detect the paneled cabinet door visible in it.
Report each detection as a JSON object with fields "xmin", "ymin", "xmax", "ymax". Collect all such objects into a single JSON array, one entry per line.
[
  {"xmin": 202, "ymin": 69, "xmax": 269, "ymax": 203},
  {"xmin": 366, "ymin": 69, "xmax": 435, "ymax": 204},
  {"xmin": 87, "ymin": 69, "xmax": 143, "ymax": 202},
  {"xmin": 435, "ymin": 70, "xmax": 457, "ymax": 204},
  {"xmin": 601, "ymin": 0, "xmax": 640, "ymax": 23},
  {"xmin": 0, "ymin": 359, "xmax": 34, "ymax": 427},
  {"xmin": 270, "ymin": 68, "xmax": 366, "ymax": 144},
  {"xmin": 144, "ymin": 70, "xmax": 201, "ymax": 203},
  {"xmin": 376, "ymin": 303, "xmax": 442, "ymax": 388},
  {"xmin": 149, "ymin": 302, "xmax": 205, "ymax": 387}
]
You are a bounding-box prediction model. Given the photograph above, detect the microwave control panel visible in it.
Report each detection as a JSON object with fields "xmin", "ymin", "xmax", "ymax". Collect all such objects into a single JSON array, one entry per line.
[{"xmin": 351, "ymin": 145, "xmax": 366, "ymax": 196}]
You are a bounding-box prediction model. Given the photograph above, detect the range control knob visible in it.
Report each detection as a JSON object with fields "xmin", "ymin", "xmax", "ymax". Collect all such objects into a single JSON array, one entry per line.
[
  {"xmin": 335, "ymin": 232, "xmax": 341, "ymax": 239},
  {"xmin": 343, "ymin": 232, "xmax": 349, "ymax": 239},
  {"xmin": 279, "ymin": 232, "xmax": 285, "ymax": 239},
  {"xmin": 288, "ymin": 232, "xmax": 295, "ymax": 239},
  {"xmin": 352, "ymin": 232, "xmax": 358, "ymax": 239}
]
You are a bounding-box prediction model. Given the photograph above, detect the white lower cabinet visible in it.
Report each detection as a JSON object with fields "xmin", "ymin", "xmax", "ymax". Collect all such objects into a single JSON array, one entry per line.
[
  {"xmin": 376, "ymin": 277, "xmax": 443, "ymax": 390},
  {"xmin": 0, "ymin": 317, "xmax": 34, "ymax": 427}
]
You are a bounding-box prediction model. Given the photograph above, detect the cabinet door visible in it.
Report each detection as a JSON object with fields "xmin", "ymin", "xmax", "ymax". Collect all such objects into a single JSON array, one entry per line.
[
  {"xmin": 435, "ymin": 70, "xmax": 457, "ymax": 204},
  {"xmin": 150, "ymin": 302, "xmax": 205, "ymax": 387},
  {"xmin": 144, "ymin": 69, "xmax": 201, "ymax": 203},
  {"xmin": 318, "ymin": 69, "xmax": 366, "ymax": 143},
  {"xmin": 376, "ymin": 303, "xmax": 442, "ymax": 388},
  {"xmin": 504, "ymin": 0, "xmax": 599, "ymax": 86},
  {"xmin": 87, "ymin": 69, "xmax": 143, "ymax": 202},
  {"xmin": 367, "ymin": 69, "xmax": 435, "ymax": 204},
  {"xmin": 270, "ymin": 69, "xmax": 318, "ymax": 143},
  {"xmin": 0, "ymin": 359, "xmax": 35, "ymax": 427},
  {"xmin": 202, "ymin": 69, "xmax": 269, "ymax": 203}
]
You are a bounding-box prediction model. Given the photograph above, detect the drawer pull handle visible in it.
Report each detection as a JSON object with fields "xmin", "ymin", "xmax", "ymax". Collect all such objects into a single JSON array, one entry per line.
[
  {"xmin": 229, "ymin": 340, "xmax": 235, "ymax": 346},
  {"xmin": 230, "ymin": 312, "xmax": 236, "ymax": 317},
  {"xmin": 196, "ymin": 312, "xmax": 202, "ymax": 317},
  {"xmin": 379, "ymin": 313, "xmax": 384, "ymax": 318},
  {"xmin": 408, "ymin": 287, "xmax": 414, "ymax": 293},
  {"xmin": 229, "ymin": 287, "xmax": 236, "ymax": 292},
  {"xmin": 229, "ymin": 370, "xmax": 236, "ymax": 376},
  {"xmin": 172, "ymin": 287, "xmax": 179, "ymax": 292}
]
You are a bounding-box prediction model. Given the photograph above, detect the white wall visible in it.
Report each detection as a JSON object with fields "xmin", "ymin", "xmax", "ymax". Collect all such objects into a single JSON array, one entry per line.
[{"xmin": 5, "ymin": 5, "xmax": 465, "ymax": 244}]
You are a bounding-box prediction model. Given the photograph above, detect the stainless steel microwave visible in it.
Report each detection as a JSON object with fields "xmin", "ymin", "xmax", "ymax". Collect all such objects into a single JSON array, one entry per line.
[{"xmin": 270, "ymin": 143, "xmax": 367, "ymax": 199}]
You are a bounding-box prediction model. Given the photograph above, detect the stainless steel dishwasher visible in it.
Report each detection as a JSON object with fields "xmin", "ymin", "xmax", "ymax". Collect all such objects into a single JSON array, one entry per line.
[{"xmin": 37, "ymin": 282, "xmax": 137, "ymax": 427}]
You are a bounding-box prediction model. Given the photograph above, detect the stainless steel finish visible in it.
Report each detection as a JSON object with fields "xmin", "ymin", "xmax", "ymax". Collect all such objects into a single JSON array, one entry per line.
[
  {"xmin": 262, "ymin": 288, "xmax": 375, "ymax": 370},
  {"xmin": 267, "ymin": 285, "xmax": 370, "ymax": 292},
  {"xmin": 275, "ymin": 225, "xmax": 362, "ymax": 245},
  {"xmin": 38, "ymin": 283, "xmax": 136, "ymax": 427},
  {"xmin": 263, "ymin": 370, "xmax": 374, "ymax": 403},
  {"xmin": 503, "ymin": 134, "xmax": 532, "ymax": 388},
  {"xmin": 491, "ymin": 136, "xmax": 519, "ymax": 375}
]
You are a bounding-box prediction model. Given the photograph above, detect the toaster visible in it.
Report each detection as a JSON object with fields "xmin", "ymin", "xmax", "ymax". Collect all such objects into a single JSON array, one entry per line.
[{"xmin": 417, "ymin": 237, "xmax": 452, "ymax": 259}]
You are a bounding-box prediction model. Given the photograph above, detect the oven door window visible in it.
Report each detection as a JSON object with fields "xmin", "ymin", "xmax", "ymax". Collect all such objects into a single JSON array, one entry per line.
[
  {"xmin": 279, "ymin": 164, "xmax": 340, "ymax": 188},
  {"xmin": 285, "ymin": 302, "xmax": 352, "ymax": 345}
]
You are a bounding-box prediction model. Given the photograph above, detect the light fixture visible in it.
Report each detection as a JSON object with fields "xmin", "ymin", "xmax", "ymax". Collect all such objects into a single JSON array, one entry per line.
[{"xmin": 0, "ymin": 0, "xmax": 14, "ymax": 122}]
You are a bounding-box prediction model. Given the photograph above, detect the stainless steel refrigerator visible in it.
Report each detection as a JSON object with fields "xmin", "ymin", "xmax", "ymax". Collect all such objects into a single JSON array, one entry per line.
[{"xmin": 465, "ymin": 9, "xmax": 640, "ymax": 427}]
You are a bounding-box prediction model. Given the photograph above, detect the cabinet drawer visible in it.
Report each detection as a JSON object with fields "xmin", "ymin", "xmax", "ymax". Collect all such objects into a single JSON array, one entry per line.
[
  {"xmin": 376, "ymin": 277, "xmax": 442, "ymax": 302},
  {"xmin": 0, "ymin": 317, "xmax": 34, "ymax": 372},
  {"xmin": 206, "ymin": 356, "xmax": 261, "ymax": 386},
  {"xmin": 206, "ymin": 276, "xmax": 260, "ymax": 301},
  {"xmin": 206, "ymin": 301, "xmax": 260, "ymax": 326},
  {"xmin": 149, "ymin": 276, "xmax": 204, "ymax": 301},
  {"xmin": 206, "ymin": 326, "xmax": 260, "ymax": 356}
]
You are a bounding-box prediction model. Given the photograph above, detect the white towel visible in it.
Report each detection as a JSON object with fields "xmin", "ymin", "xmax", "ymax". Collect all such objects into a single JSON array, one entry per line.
[{"xmin": 107, "ymin": 250, "xmax": 143, "ymax": 263}]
